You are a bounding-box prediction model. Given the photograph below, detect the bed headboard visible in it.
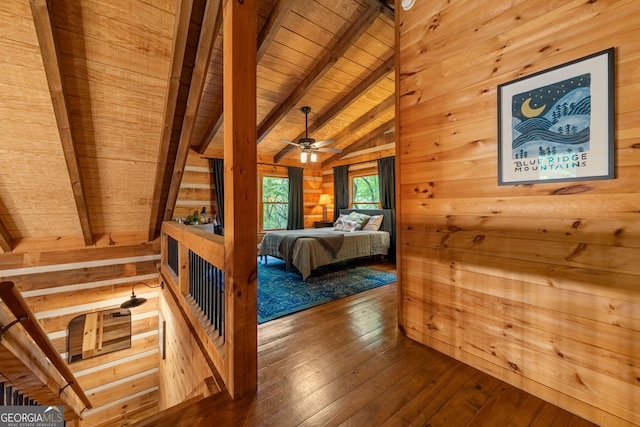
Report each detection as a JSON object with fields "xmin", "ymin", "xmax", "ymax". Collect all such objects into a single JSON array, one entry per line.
[{"xmin": 339, "ymin": 208, "xmax": 396, "ymax": 261}]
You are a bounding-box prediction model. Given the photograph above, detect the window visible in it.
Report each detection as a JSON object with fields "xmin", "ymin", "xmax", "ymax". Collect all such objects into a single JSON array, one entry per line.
[
  {"xmin": 261, "ymin": 176, "xmax": 289, "ymax": 230},
  {"xmin": 351, "ymin": 174, "xmax": 380, "ymax": 209}
]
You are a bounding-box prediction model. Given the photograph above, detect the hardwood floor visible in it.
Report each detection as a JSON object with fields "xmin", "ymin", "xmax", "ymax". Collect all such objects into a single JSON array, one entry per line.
[{"xmin": 149, "ymin": 263, "xmax": 598, "ymax": 426}]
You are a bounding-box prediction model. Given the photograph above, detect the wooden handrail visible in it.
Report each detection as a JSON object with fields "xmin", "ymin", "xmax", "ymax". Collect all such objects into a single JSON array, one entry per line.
[{"xmin": 0, "ymin": 281, "xmax": 92, "ymax": 409}]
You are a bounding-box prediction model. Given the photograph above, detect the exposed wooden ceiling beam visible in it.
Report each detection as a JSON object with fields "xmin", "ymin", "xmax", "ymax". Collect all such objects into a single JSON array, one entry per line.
[
  {"xmin": 195, "ymin": 102, "xmax": 223, "ymax": 154},
  {"xmin": 195, "ymin": 0, "xmax": 294, "ymax": 155},
  {"xmin": 0, "ymin": 219, "xmax": 12, "ymax": 253},
  {"xmin": 365, "ymin": 0, "xmax": 395, "ymax": 20},
  {"xmin": 273, "ymin": 54, "xmax": 395, "ymax": 163},
  {"xmin": 30, "ymin": 0, "xmax": 93, "ymax": 246},
  {"xmin": 163, "ymin": 0, "xmax": 222, "ymax": 225},
  {"xmin": 256, "ymin": 3, "xmax": 383, "ymax": 144},
  {"xmin": 321, "ymin": 118, "xmax": 395, "ymax": 168},
  {"xmin": 331, "ymin": 93, "xmax": 395, "ymax": 141},
  {"xmin": 148, "ymin": 0, "xmax": 196, "ymax": 240},
  {"xmin": 257, "ymin": 0, "xmax": 295, "ymax": 63}
]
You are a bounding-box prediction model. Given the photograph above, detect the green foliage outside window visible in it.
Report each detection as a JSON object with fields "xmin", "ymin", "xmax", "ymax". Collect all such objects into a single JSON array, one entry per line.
[
  {"xmin": 352, "ymin": 174, "xmax": 379, "ymax": 209},
  {"xmin": 262, "ymin": 176, "xmax": 288, "ymax": 229}
]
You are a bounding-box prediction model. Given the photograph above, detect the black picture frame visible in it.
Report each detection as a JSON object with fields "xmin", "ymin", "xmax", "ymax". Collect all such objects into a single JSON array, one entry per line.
[{"xmin": 497, "ymin": 48, "xmax": 615, "ymax": 185}]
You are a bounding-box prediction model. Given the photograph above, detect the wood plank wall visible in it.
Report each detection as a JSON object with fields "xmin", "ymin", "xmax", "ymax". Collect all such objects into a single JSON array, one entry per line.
[
  {"xmin": 157, "ymin": 289, "xmax": 217, "ymax": 409},
  {"xmin": 396, "ymin": 1, "xmax": 640, "ymax": 426},
  {"xmin": 0, "ymin": 242, "xmax": 161, "ymax": 427}
]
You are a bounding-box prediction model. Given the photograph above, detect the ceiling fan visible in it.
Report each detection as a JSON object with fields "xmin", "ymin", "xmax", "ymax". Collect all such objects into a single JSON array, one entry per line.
[{"xmin": 280, "ymin": 106, "xmax": 342, "ymax": 163}]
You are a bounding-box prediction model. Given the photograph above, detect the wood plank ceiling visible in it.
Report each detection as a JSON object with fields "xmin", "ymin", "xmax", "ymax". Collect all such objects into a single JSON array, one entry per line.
[{"xmin": 0, "ymin": 0, "xmax": 395, "ymax": 251}]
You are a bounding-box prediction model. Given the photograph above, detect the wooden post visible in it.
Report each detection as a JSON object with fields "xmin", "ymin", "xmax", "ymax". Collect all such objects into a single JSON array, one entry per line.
[{"xmin": 223, "ymin": 0, "xmax": 257, "ymax": 398}]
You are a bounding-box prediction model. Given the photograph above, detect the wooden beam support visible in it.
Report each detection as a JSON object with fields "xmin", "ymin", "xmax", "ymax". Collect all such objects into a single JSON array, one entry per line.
[
  {"xmin": 195, "ymin": 102, "xmax": 223, "ymax": 155},
  {"xmin": 223, "ymin": 0, "xmax": 257, "ymax": 399},
  {"xmin": 273, "ymin": 54, "xmax": 395, "ymax": 163},
  {"xmin": 256, "ymin": 3, "xmax": 383, "ymax": 143},
  {"xmin": 321, "ymin": 118, "xmax": 395, "ymax": 167},
  {"xmin": 148, "ymin": 0, "xmax": 194, "ymax": 241},
  {"xmin": 163, "ymin": 0, "xmax": 222, "ymax": 223},
  {"xmin": 30, "ymin": 0, "xmax": 93, "ymax": 246},
  {"xmin": 0, "ymin": 219, "xmax": 12, "ymax": 253}
]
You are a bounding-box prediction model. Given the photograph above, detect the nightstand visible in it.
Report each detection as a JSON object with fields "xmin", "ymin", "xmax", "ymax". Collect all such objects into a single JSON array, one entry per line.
[{"xmin": 313, "ymin": 221, "xmax": 333, "ymax": 228}]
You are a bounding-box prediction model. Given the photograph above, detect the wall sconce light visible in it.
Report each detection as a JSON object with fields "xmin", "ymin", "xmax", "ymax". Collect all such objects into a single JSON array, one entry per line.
[{"xmin": 121, "ymin": 282, "xmax": 164, "ymax": 309}]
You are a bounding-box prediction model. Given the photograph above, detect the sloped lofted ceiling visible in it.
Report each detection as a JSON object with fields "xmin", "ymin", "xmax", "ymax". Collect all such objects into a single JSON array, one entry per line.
[{"xmin": 0, "ymin": 0, "xmax": 395, "ymax": 253}]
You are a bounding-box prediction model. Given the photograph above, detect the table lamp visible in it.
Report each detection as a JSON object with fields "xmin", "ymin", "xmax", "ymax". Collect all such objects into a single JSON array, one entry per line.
[{"xmin": 318, "ymin": 194, "xmax": 331, "ymax": 222}]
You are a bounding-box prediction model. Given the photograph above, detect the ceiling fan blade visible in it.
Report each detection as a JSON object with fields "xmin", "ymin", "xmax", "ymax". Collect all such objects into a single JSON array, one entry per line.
[
  {"xmin": 311, "ymin": 139, "xmax": 336, "ymax": 148},
  {"xmin": 315, "ymin": 147, "xmax": 342, "ymax": 153},
  {"xmin": 280, "ymin": 139, "xmax": 301, "ymax": 147}
]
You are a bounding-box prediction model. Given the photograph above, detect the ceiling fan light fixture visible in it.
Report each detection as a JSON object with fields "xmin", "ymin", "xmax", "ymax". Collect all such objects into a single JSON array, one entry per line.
[{"xmin": 280, "ymin": 106, "xmax": 341, "ymax": 163}]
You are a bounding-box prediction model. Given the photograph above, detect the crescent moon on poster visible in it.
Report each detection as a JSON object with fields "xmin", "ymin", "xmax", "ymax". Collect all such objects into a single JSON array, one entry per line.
[{"xmin": 521, "ymin": 97, "xmax": 546, "ymax": 118}]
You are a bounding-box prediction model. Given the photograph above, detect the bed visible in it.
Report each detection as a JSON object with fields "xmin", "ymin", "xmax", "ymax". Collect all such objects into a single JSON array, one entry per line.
[{"xmin": 257, "ymin": 208, "xmax": 395, "ymax": 280}]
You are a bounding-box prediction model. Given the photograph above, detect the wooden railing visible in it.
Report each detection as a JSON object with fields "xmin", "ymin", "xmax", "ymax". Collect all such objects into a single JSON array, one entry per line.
[
  {"xmin": 188, "ymin": 250, "xmax": 225, "ymax": 340},
  {"xmin": 1, "ymin": 381, "xmax": 40, "ymax": 406},
  {"xmin": 0, "ymin": 281, "xmax": 92, "ymax": 416},
  {"xmin": 159, "ymin": 222, "xmax": 229, "ymax": 390}
]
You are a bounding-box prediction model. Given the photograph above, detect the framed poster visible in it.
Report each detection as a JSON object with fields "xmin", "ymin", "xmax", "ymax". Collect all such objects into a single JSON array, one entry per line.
[{"xmin": 497, "ymin": 48, "xmax": 614, "ymax": 185}]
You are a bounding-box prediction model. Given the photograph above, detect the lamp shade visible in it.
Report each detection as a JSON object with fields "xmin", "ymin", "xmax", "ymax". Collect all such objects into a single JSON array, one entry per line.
[
  {"xmin": 120, "ymin": 282, "xmax": 164, "ymax": 309},
  {"xmin": 121, "ymin": 294, "xmax": 147, "ymax": 309},
  {"xmin": 318, "ymin": 194, "xmax": 331, "ymax": 205}
]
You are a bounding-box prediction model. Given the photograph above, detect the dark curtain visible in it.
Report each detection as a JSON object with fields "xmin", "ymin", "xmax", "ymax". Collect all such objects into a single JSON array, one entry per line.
[
  {"xmin": 211, "ymin": 158, "xmax": 224, "ymax": 229},
  {"xmin": 286, "ymin": 166, "xmax": 304, "ymax": 230},
  {"xmin": 333, "ymin": 165, "xmax": 349, "ymax": 221},
  {"xmin": 377, "ymin": 156, "xmax": 395, "ymax": 210},
  {"xmin": 377, "ymin": 156, "xmax": 396, "ymax": 261}
]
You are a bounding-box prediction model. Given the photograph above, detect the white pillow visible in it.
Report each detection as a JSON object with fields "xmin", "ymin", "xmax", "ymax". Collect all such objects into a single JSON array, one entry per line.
[
  {"xmin": 342, "ymin": 220, "xmax": 358, "ymax": 232},
  {"xmin": 363, "ymin": 214, "xmax": 383, "ymax": 231},
  {"xmin": 333, "ymin": 214, "xmax": 349, "ymax": 230}
]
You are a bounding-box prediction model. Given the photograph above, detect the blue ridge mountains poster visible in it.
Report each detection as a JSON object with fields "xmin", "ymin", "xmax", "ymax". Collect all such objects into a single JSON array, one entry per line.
[{"xmin": 498, "ymin": 48, "xmax": 613, "ymax": 185}]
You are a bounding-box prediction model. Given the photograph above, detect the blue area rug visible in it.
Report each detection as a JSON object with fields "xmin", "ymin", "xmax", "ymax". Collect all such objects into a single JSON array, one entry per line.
[{"xmin": 257, "ymin": 257, "xmax": 396, "ymax": 324}]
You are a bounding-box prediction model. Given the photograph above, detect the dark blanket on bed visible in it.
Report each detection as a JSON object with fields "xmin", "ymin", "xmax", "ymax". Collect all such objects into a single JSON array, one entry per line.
[{"xmin": 278, "ymin": 232, "xmax": 345, "ymax": 270}]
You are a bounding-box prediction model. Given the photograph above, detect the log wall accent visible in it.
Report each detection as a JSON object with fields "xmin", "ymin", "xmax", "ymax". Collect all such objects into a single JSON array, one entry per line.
[
  {"xmin": 174, "ymin": 154, "xmax": 216, "ymax": 221},
  {"xmin": 396, "ymin": 1, "xmax": 640, "ymax": 426},
  {"xmin": 0, "ymin": 242, "xmax": 161, "ymax": 427},
  {"xmin": 178, "ymin": 152, "xmax": 335, "ymax": 229}
]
